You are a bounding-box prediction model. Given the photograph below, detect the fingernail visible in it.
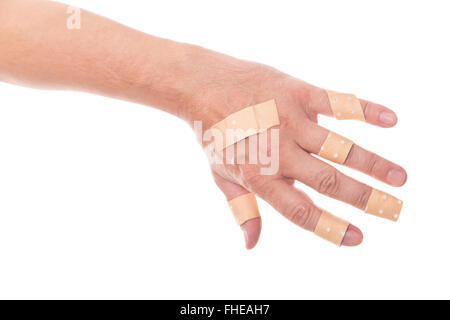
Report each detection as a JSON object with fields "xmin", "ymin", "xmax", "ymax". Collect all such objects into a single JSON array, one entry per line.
[
  {"xmin": 342, "ymin": 224, "xmax": 363, "ymax": 246},
  {"xmin": 242, "ymin": 228, "xmax": 249, "ymax": 248},
  {"xmin": 240, "ymin": 218, "xmax": 261, "ymax": 250},
  {"xmin": 387, "ymin": 168, "xmax": 406, "ymax": 186},
  {"xmin": 379, "ymin": 111, "xmax": 396, "ymax": 125}
]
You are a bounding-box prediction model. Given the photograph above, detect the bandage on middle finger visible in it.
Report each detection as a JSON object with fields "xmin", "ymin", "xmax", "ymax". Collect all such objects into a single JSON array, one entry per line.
[
  {"xmin": 319, "ymin": 131, "xmax": 354, "ymax": 165},
  {"xmin": 326, "ymin": 90, "xmax": 366, "ymax": 121}
]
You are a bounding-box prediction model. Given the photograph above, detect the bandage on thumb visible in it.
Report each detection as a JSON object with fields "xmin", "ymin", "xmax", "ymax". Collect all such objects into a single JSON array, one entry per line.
[
  {"xmin": 228, "ymin": 193, "xmax": 260, "ymax": 226},
  {"xmin": 213, "ymin": 174, "xmax": 262, "ymax": 249},
  {"xmin": 229, "ymin": 193, "xmax": 261, "ymax": 249}
]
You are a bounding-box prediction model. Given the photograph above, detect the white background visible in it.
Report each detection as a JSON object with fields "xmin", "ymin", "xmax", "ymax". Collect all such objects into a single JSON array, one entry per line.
[{"xmin": 0, "ymin": 0, "xmax": 448, "ymax": 299}]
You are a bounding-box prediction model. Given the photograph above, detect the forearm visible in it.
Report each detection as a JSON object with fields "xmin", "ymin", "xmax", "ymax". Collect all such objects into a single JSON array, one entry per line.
[{"xmin": 0, "ymin": 0, "xmax": 222, "ymax": 121}]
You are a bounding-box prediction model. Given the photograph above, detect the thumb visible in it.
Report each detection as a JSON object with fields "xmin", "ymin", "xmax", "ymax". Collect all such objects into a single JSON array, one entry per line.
[{"xmin": 213, "ymin": 173, "xmax": 262, "ymax": 249}]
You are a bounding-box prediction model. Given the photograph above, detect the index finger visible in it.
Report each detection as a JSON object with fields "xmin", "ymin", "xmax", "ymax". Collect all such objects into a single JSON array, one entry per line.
[{"xmin": 308, "ymin": 88, "xmax": 398, "ymax": 128}]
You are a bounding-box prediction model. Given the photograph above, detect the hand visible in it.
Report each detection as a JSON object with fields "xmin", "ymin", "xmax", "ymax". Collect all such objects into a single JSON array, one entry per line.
[
  {"xmin": 184, "ymin": 46, "xmax": 407, "ymax": 249},
  {"xmin": 0, "ymin": 0, "xmax": 406, "ymax": 249}
]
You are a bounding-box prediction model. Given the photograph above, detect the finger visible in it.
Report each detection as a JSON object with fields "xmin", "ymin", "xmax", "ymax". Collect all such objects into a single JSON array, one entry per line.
[
  {"xmin": 213, "ymin": 173, "xmax": 262, "ymax": 249},
  {"xmin": 307, "ymin": 87, "xmax": 398, "ymax": 128},
  {"xmin": 346, "ymin": 144, "xmax": 407, "ymax": 186},
  {"xmin": 359, "ymin": 99, "xmax": 398, "ymax": 128},
  {"xmin": 253, "ymin": 178, "xmax": 362, "ymax": 246},
  {"xmin": 284, "ymin": 147, "xmax": 374, "ymax": 211},
  {"xmin": 297, "ymin": 121, "xmax": 407, "ymax": 186}
]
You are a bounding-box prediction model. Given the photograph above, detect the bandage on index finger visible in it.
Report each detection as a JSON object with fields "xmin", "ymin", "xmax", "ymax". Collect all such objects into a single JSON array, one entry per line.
[{"xmin": 327, "ymin": 90, "xmax": 366, "ymax": 121}]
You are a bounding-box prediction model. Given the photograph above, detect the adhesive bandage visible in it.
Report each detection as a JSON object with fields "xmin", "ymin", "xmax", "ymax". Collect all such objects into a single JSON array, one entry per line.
[
  {"xmin": 211, "ymin": 99, "xmax": 280, "ymax": 151},
  {"xmin": 228, "ymin": 193, "xmax": 260, "ymax": 226},
  {"xmin": 213, "ymin": 100, "xmax": 280, "ymax": 226},
  {"xmin": 319, "ymin": 131, "xmax": 354, "ymax": 164},
  {"xmin": 365, "ymin": 188, "xmax": 403, "ymax": 222},
  {"xmin": 326, "ymin": 90, "xmax": 365, "ymax": 121},
  {"xmin": 314, "ymin": 210, "xmax": 350, "ymax": 246}
]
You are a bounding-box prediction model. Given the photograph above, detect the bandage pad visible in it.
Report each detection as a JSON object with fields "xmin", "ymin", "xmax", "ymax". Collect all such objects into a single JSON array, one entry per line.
[
  {"xmin": 365, "ymin": 188, "xmax": 403, "ymax": 222},
  {"xmin": 326, "ymin": 90, "xmax": 365, "ymax": 121},
  {"xmin": 319, "ymin": 131, "xmax": 354, "ymax": 164},
  {"xmin": 211, "ymin": 99, "xmax": 280, "ymax": 151},
  {"xmin": 314, "ymin": 210, "xmax": 350, "ymax": 246},
  {"xmin": 228, "ymin": 193, "xmax": 260, "ymax": 226}
]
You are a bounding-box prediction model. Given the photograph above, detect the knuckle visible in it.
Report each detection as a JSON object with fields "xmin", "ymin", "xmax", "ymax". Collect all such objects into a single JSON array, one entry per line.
[
  {"xmin": 360, "ymin": 100, "xmax": 370, "ymax": 113},
  {"xmin": 316, "ymin": 168, "xmax": 340, "ymax": 196},
  {"xmin": 365, "ymin": 153, "xmax": 379, "ymax": 176},
  {"xmin": 354, "ymin": 186, "xmax": 372, "ymax": 210},
  {"xmin": 240, "ymin": 166, "xmax": 266, "ymax": 191},
  {"xmin": 286, "ymin": 203, "xmax": 315, "ymax": 229}
]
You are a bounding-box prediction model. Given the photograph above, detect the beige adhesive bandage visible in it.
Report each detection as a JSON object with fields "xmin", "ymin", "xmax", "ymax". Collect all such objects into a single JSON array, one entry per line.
[
  {"xmin": 314, "ymin": 210, "xmax": 349, "ymax": 246},
  {"xmin": 213, "ymin": 100, "xmax": 279, "ymax": 226},
  {"xmin": 365, "ymin": 188, "xmax": 403, "ymax": 222},
  {"xmin": 228, "ymin": 193, "xmax": 260, "ymax": 226},
  {"xmin": 318, "ymin": 131, "xmax": 354, "ymax": 164},
  {"xmin": 327, "ymin": 90, "xmax": 365, "ymax": 121},
  {"xmin": 211, "ymin": 99, "xmax": 280, "ymax": 151}
]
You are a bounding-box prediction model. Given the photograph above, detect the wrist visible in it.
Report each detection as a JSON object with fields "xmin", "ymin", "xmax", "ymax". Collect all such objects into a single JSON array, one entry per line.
[
  {"xmin": 141, "ymin": 38, "xmax": 287, "ymax": 129},
  {"xmin": 174, "ymin": 46, "xmax": 284, "ymax": 128},
  {"xmin": 137, "ymin": 40, "xmax": 218, "ymax": 123}
]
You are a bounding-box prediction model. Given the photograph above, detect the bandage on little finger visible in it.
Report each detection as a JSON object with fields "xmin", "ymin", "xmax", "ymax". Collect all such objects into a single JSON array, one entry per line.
[
  {"xmin": 228, "ymin": 193, "xmax": 260, "ymax": 226},
  {"xmin": 365, "ymin": 188, "xmax": 403, "ymax": 222},
  {"xmin": 318, "ymin": 131, "xmax": 354, "ymax": 164},
  {"xmin": 314, "ymin": 210, "xmax": 350, "ymax": 246},
  {"xmin": 211, "ymin": 99, "xmax": 280, "ymax": 151},
  {"xmin": 326, "ymin": 90, "xmax": 366, "ymax": 121}
]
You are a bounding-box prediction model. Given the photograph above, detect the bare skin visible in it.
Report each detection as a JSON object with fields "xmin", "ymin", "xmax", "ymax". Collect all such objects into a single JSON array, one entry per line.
[{"xmin": 0, "ymin": 0, "xmax": 407, "ymax": 249}]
